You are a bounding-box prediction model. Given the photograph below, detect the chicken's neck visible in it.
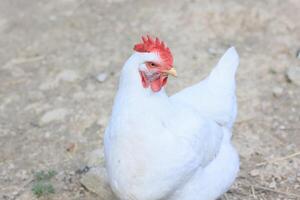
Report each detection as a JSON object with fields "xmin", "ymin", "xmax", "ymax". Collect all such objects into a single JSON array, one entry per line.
[{"xmin": 112, "ymin": 54, "xmax": 170, "ymax": 117}]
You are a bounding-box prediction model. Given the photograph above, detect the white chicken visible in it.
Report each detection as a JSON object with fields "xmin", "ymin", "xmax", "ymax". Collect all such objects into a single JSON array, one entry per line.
[{"xmin": 104, "ymin": 35, "xmax": 239, "ymax": 200}]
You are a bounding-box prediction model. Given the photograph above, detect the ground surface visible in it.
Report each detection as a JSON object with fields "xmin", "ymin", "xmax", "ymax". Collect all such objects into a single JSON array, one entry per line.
[{"xmin": 1, "ymin": 0, "xmax": 300, "ymax": 199}]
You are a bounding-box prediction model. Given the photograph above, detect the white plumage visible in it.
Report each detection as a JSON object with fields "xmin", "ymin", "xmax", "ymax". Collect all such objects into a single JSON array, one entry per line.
[{"xmin": 104, "ymin": 45, "xmax": 240, "ymax": 200}]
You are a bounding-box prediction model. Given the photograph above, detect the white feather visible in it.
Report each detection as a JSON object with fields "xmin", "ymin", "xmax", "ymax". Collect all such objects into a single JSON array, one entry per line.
[
  {"xmin": 171, "ymin": 47, "xmax": 239, "ymax": 128},
  {"xmin": 104, "ymin": 47, "xmax": 240, "ymax": 200}
]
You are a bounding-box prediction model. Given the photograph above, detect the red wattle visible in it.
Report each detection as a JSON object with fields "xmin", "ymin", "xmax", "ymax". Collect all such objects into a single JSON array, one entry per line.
[
  {"xmin": 150, "ymin": 78, "xmax": 162, "ymax": 92},
  {"xmin": 139, "ymin": 71, "xmax": 149, "ymax": 88},
  {"xmin": 140, "ymin": 71, "xmax": 168, "ymax": 92}
]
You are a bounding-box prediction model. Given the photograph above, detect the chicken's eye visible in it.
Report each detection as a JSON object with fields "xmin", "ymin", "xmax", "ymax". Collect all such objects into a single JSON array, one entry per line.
[
  {"xmin": 150, "ymin": 62, "xmax": 156, "ymax": 67},
  {"xmin": 146, "ymin": 62, "xmax": 157, "ymax": 68}
]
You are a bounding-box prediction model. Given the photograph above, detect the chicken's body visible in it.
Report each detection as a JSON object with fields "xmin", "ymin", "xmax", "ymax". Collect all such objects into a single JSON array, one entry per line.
[{"xmin": 104, "ymin": 37, "xmax": 239, "ymax": 200}]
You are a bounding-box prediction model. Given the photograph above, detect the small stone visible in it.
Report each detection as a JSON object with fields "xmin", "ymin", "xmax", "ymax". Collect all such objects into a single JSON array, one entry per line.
[
  {"xmin": 86, "ymin": 149, "xmax": 105, "ymax": 167},
  {"xmin": 56, "ymin": 69, "xmax": 79, "ymax": 82},
  {"xmin": 16, "ymin": 170, "xmax": 28, "ymax": 181},
  {"xmin": 207, "ymin": 47, "xmax": 221, "ymax": 55},
  {"xmin": 8, "ymin": 163, "xmax": 15, "ymax": 169},
  {"xmin": 97, "ymin": 117, "xmax": 108, "ymax": 127},
  {"xmin": 249, "ymin": 169, "xmax": 260, "ymax": 177},
  {"xmin": 40, "ymin": 108, "xmax": 69, "ymax": 125},
  {"xmin": 286, "ymin": 66, "xmax": 300, "ymax": 85},
  {"xmin": 39, "ymin": 80, "xmax": 58, "ymax": 90},
  {"xmin": 272, "ymin": 87, "xmax": 283, "ymax": 97},
  {"xmin": 0, "ymin": 18, "xmax": 8, "ymax": 32},
  {"xmin": 39, "ymin": 70, "xmax": 79, "ymax": 90},
  {"xmin": 296, "ymin": 49, "xmax": 300, "ymax": 59},
  {"xmin": 269, "ymin": 179, "xmax": 277, "ymax": 189},
  {"xmin": 287, "ymin": 175, "xmax": 296, "ymax": 183},
  {"xmin": 44, "ymin": 132, "xmax": 51, "ymax": 138},
  {"xmin": 96, "ymin": 73, "xmax": 108, "ymax": 82},
  {"xmin": 49, "ymin": 15, "xmax": 57, "ymax": 21},
  {"xmin": 66, "ymin": 142, "xmax": 76, "ymax": 152},
  {"xmin": 279, "ymin": 125, "xmax": 285, "ymax": 130},
  {"xmin": 80, "ymin": 167, "xmax": 116, "ymax": 199}
]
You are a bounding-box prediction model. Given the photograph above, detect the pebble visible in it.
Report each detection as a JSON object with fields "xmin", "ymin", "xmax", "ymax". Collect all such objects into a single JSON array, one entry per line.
[
  {"xmin": 8, "ymin": 163, "xmax": 15, "ymax": 170},
  {"xmin": 16, "ymin": 170, "xmax": 28, "ymax": 181},
  {"xmin": 96, "ymin": 73, "xmax": 108, "ymax": 82},
  {"xmin": 86, "ymin": 149, "xmax": 105, "ymax": 167},
  {"xmin": 56, "ymin": 69, "xmax": 79, "ymax": 82},
  {"xmin": 296, "ymin": 49, "xmax": 300, "ymax": 59},
  {"xmin": 49, "ymin": 15, "xmax": 57, "ymax": 21},
  {"xmin": 39, "ymin": 70, "xmax": 79, "ymax": 90},
  {"xmin": 249, "ymin": 169, "xmax": 260, "ymax": 177},
  {"xmin": 207, "ymin": 47, "xmax": 222, "ymax": 55},
  {"xmin": 272, "ymin": 87, "xmax": 283, "ymax": 97},
  {"xmin": 286, "ymin": 66, "xmax": 300, "ymax": 85},
  {"xmin": 40, "ymin": 108, "xmax": 69, "ymax": 125},
  {"xmin": 0, "ymin": 18, "xmax": 8, "ymax": 32},
  {"xmin": 80, "ymin": 167, "xmax": 116, "ymax": 199},
  {"xmin": 39, "ymin": 80, "xmax": 58, "ymax": 90},
  {"xmin": 269, "ymin": 179, "xmax": 277, "ymax": 189}
]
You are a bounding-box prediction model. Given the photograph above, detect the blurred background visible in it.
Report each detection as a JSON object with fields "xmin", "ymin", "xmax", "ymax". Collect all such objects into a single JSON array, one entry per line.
[{"xmin": 0, "ymin": 0, "xmax": 300, "ymax": 199}]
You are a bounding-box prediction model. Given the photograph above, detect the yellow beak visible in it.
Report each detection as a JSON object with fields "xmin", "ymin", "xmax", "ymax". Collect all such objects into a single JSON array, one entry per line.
[{"xmin": 164, "ymin": 67, "xmax": 177, "ymax": 77}]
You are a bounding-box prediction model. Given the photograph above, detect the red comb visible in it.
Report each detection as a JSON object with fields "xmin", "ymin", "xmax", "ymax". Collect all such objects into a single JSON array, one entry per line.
[{"xmin": 134, "ymin": 35, "xmax": 173, "ymax": 67}]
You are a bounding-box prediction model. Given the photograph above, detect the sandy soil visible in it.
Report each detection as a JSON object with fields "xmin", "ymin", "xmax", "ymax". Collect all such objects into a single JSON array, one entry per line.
[{"xmin": 0, "ymin": 0, "xmax": 300, "ymax": 199}]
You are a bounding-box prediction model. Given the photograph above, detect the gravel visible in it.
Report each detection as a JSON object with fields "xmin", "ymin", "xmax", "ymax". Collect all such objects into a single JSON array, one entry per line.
[{"xmin": 0, "ymin": 0, "xmax": 299, "ymax": 199}]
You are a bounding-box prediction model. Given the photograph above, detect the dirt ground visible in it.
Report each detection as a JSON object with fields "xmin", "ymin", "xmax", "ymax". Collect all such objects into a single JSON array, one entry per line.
[{"xmin": 0, "ymin": 0, "xmax": 300, "ymax": 199}]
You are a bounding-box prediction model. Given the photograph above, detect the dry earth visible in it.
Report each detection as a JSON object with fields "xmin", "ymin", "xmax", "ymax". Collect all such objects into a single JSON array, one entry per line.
[{"xmin": 0, "ymin": 0, "xmax": 300, "ymax": 199}]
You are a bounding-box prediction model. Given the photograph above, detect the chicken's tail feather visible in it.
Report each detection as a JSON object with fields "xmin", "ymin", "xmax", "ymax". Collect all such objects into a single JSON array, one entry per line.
[
  {"xmin": 206, "ymin": 47, "xmax": 239, "ymax": 127},
  {"xmin": 207, "ymin": 47, "xmax": 239, "ymax": 92}
]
